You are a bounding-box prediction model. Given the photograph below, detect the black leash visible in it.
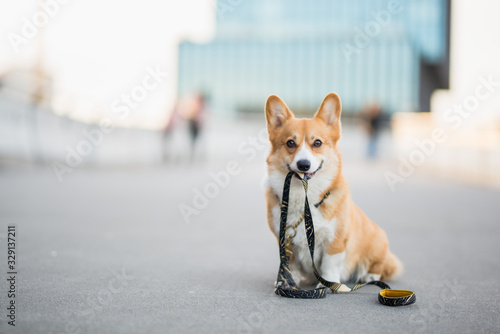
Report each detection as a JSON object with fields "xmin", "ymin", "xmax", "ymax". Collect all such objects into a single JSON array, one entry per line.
[{"xmin": 274, "ymin": 171, "xmax": 416, "ymax": 306}]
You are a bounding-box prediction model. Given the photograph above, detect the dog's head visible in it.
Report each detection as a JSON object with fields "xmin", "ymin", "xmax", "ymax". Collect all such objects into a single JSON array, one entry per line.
[{"xmin": 265, "ymin": 93, "xmax": 342, "ymax": 181}]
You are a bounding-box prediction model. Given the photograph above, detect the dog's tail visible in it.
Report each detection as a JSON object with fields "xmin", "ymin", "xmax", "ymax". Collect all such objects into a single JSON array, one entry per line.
[{"xmin": 381, "ymin": 251, "xmax": 404, "ymax": 281}]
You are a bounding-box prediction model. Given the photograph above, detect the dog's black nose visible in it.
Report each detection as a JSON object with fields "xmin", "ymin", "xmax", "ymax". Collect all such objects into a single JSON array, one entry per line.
[{"xmin": 297, "ymin": 159, "xmax": 311, "ymax": 172}]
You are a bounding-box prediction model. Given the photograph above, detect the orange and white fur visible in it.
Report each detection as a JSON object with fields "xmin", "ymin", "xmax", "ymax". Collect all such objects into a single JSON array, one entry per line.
[{"xmin": 265, "ymin": 93, "xmax": 402, "ymax": 290}]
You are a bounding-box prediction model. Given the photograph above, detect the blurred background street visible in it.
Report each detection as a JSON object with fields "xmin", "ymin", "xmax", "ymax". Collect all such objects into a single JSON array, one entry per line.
[{"xmin": 1, "ymin": 0, "xmax": 500, "ymax": 333}]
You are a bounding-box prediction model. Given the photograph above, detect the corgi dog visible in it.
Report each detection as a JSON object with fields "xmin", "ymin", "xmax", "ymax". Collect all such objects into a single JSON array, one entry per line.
[{"xmin": 265, "ymin": 93, "xmax": 402, "ymax": 289}]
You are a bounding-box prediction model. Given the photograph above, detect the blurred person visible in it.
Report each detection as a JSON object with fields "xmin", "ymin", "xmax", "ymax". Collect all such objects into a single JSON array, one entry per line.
[
  {"xmin": 179, "ymin": 92, "xmax": 207, "ymax": 163},
  {"xmin": 361, "ymin": 101, "xmax": 383, "ymax": 159},
  {"xmin": 164, "ymin": 93, "xmax": 207, "ymax": 163},
  {"xmin": 161, "ymin": 100, "xmax": 181, "ymax": 162}
]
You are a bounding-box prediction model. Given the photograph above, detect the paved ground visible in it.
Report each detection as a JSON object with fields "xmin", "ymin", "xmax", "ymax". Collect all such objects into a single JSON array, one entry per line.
[{"xmin": 1, "ymin": 124, "xmax": 500, "ymax": 334}]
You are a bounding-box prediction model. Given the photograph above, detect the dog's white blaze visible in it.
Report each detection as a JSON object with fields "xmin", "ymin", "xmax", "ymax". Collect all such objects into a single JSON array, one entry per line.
[
  {"xmin": 267, "ymin": 133, "xmax": 340, "ymax": 286},
  {"xmin": 290, "ymin": 139, "xmax": 320, "ymax": 173}
]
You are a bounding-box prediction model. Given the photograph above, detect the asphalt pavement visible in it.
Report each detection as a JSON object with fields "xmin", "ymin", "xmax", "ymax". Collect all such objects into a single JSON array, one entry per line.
[{"xmin": 1, "ymin": 124, "xmax": 500, "ymax": 334}]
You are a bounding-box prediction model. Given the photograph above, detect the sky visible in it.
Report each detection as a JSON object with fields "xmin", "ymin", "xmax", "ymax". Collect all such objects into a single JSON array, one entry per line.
[{"xmin": 0, "ymin": 0, "xmax": 215, "ymax": 129}]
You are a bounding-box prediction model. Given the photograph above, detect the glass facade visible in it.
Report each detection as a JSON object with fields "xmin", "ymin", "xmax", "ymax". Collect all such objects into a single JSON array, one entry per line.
[{"xmin": 178, "ymin": 0, "xmax": 448, "ymax": 117}]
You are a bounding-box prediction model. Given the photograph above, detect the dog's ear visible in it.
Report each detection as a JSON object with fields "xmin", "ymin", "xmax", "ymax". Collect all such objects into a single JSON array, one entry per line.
[
  {"xmin": 315, "ymin": 93, "xmax": 341, "ymax": 128},
  {"xmin": 265, "ymin": 95, "xmax": 293, "ymax": 131}
]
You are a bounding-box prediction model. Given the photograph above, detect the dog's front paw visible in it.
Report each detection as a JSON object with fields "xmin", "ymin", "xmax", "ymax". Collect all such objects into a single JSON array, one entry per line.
[
  {"xmin": 315, "ymin": 283, "xmax": 333, "ymax": 293},
  {"xmin": 361, "ymin": 273, "xmax": 381, "ymax": 283}
]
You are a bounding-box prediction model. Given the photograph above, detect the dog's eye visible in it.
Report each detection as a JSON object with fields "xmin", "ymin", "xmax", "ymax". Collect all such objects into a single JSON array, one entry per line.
[
  {"xmin": 313, "ymin": 139, "xmax": 322, "ymax": 147},
  {"xmin": 286, "ymin": 140, "xmax": 296, "ymax": 148}
]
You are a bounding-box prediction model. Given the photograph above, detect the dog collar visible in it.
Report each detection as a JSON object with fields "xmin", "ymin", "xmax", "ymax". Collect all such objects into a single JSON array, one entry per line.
[{"xmin": 314, "ymin": 191, "xmax": 330, "ymax": 208}]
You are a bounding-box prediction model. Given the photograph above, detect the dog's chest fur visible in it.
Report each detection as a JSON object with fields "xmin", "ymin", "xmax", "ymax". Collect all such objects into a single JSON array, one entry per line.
[{"xmin": 267, "ymin": 171, "xmax": 337, "ymax": 267}]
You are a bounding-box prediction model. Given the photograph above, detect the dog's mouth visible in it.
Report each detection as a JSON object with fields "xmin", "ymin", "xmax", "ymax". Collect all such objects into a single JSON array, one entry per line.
[{"xmin": 288, "ymin": 161, "xmax": 323, "ymax": 180}]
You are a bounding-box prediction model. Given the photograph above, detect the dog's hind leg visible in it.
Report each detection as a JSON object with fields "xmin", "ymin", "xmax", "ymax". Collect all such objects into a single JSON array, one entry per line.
[{"xmin": 364, "ymin": 251, "xmax": 403, "ymax": 282}]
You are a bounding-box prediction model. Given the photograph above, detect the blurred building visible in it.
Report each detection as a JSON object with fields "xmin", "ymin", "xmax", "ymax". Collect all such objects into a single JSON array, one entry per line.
[
  {"xmin": 178, "ymin": 0, "xmax": 450, "ymax": 117},
  {"xmin": 393, "ymin": 0, "xmax": 500, "ymax": 188}
]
